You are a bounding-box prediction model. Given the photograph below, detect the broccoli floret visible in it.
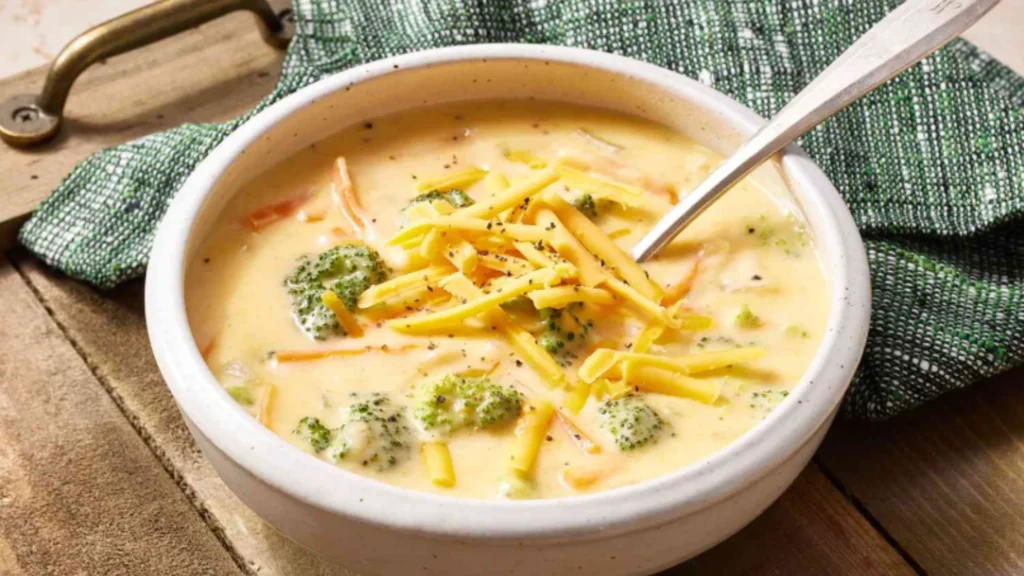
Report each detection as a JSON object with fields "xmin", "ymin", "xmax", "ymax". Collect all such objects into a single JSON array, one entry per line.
[
  {"xmin": 329, "ymin": 392, "xmax": 412, "ymax": 470},
  {"xmin": 783, "ymin": 324, "xmax": 809, "ymax": 339},
  {"xmin": 537, "ymin": 305, "xmax": 592, "ymax": 362},
  {"xmin": 226, "ymin": 385, "xmax": 254, "ymax": 406},
  {"xmin": 597, "ymin": 396, "xmax": 667, "ymax": 451},
  {"xmin": 412, "ymin": 374, "xmax": 522, "ymax": 437},
  {"xmin": 573, "ymin": 193, "xmax": 598, "ymax": 220},
  {"xmin": 538, "ymin": 329, "xmax": 565, "ymax": 355},
  {"xmin": 734, "ymin": 304, "xmax": 762, "ymax": 329},
  {"xmin": 407, "ymin": 189, "xmax": 476, "ymax": 209},
  {"xmin": 749, "ymin": 389, "xmax": 790, "ymax": 411},
  {"xmin": 499, "ymin": 295, "xmax": 535, "ymax": 315},
  {"xmin": 295, "ymin": 396, "xmax": 412, "ymax": 470},
  {"xmin": 284, "ymin": 244, "xmax": 388, "ymax": 340},
  {"xmin": 294, "ymin": 416, "xmax": 333, "ymax": 452},
  {"xmin": 499, "ymin": 296, "xmax": 542, "ymax": 327}
]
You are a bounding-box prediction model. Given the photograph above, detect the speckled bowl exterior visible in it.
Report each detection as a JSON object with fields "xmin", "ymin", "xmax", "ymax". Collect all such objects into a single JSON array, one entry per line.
[{"xmin": 146, "ymin": 45, "xmax": 871, "ymax": 576}]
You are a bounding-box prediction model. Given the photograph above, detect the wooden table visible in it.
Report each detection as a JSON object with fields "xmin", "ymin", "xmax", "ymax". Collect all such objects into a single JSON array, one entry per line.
[{"xmin": 1, "ymin": 3, "xmax": 1023, "ymax": 574}]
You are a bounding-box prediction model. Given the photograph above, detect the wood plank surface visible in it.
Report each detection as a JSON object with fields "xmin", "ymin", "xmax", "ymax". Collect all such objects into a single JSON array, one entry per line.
[
  {"xmin": 12, "ymin": 251, "xmax": 913, "ymax": 575},
  {"xmin": 0, "ymin": 11, "xmax": 284, "ymax": 248},
  {"xmin": 11, "ymin": 252, "xmax": 356, "ymax": 576},
  {"xmin": 0, "ymin": 254, "xmax": 243, "ymax": 576},
  {"xmin": 819, "ymin": 368, "xmax": 1024, "ymax": 576},
  {"xmin": 671, "ymin": 464, "xmax": 914, "ymax": 575}
]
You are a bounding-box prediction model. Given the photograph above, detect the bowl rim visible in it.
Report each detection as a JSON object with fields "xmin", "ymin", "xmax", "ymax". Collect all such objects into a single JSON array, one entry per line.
[{"xmin": 146, "ymin": 43, "xmax": 871, "ymax": 541}]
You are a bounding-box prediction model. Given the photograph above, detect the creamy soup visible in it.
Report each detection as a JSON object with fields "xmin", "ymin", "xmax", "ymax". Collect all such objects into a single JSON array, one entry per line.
[{"xmin": 186, "ymin": 101, "xmax": 828, "ymax": 500}]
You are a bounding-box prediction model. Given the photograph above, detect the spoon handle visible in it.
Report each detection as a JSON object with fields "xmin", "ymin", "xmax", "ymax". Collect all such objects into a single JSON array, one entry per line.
[{"xmin": 631, "ymin": 0, "xmax": 1000, "ymax": 263}]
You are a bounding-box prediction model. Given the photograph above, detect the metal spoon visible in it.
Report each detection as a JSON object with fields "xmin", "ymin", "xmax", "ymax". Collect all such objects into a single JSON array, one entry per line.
[{"xmin": 631, "ymin": 0, "xmax": 1000, "ymax": 263}]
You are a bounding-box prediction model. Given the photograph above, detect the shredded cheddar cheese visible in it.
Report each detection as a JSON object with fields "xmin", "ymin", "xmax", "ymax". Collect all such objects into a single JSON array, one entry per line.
[
  {"xmin": 484, "ymin": 172, "xmax": 510, "ymax": 195},
  {"xmin": 443, "ymin": 236, "xmax": 479, "ymax": 275},
  {"xmin": 514, "ymin": 241, "xmax": 558, "ymax": 268},
  {"xmin": 415, "ymin": 166, "xmax": 489, "ymax": 193},
  {"xmin": 390, "ymin": 217, "xmax": 555, "ymax": 246},
  {"xmin": 509, "ymin": 400, "xmax": 555, "ymax": 473},
  {"xmin": 452, "ymin": 170, "xmax": 557, "ymax": 220},
  {"xmin": 577, "ymin": 347, "xmax": 765, "ymax": 385},
  {"xmin": 528, "ymin": 286, "xmax": 615, "ymax": 309},
  {"xmin": 503, "ymin": 148, "xmax": 548, "ymax": 169},
  {"xmin": 423, "ymin": 442, "xmax": 456, "ymax": 487},
  {"xmin": 542, "ymin": 191, "xmax": 663, "ymax": 300},
  {"xmin": 621, "ymin": 361, "xmax": 721, "ymax": 404},
  {"xmin": 440, "ymin": 274, "xmax": 568, "ymax": 389},
  {"xmin": 478, "ymin": 252, "xmax": 534, "ymax": 276},
  {"xmin": 358, "ymin": 264, "xmax": 455, "ymax": 309},
  {"xmin": 632, "ymin": 325, "xmax": 665, "ymax": 353},
  {"xmin": 554, "ymin": 164, "xmax": 644, "ymax": 208},
  {"xmin": 533, "ymin": 208, "xmax": 605, "ymax": 287},
  {"xmin": 603, "ymin": 277, "xmax": 678, "ymax": 328},
  {"xmin": 389, "ymin": 267, "xmax": 574, "ymax": 333}
]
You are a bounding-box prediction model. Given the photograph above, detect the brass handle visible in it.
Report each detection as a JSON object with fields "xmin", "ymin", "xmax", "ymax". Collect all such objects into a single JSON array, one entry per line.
[{"xmin": 0, "ymin": 0, "xmax": 293, "ymax": 148}]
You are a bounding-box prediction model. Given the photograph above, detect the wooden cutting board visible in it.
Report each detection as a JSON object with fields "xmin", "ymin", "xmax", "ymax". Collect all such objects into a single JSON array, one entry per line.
[{"xmin": 0, "ymin": 11, "xmax": 285, "ymax": 248}]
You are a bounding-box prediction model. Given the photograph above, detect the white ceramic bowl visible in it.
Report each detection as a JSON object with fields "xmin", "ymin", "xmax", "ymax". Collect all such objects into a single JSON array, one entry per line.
[{"xmin": 146, "ymin": 45, "xmax": 871, "ymax": 576}]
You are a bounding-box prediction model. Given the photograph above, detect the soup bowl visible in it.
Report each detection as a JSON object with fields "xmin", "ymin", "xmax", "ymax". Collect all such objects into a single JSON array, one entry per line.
[{"xmin": 146, "ymin": 44, "xmax": 871, "ymax": 575}]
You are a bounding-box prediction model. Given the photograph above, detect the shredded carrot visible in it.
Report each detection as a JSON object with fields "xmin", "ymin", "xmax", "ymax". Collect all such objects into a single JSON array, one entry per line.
[
  {"xmin": 199, "ymin": 338, "xmax": 216, "ymax": 360},
  {"xmin": 321, "ymin": 290, "xmax": 364, "ymax": 337},
  {"xmin": 344, "ymin": 187, "xmax": 371, "ymax": 232},
  {"xmin": 274, "ymin": 344, "xmax": 418, "ymax": 363},
  {"xmin": 332, "ymin": 185, "xmax": 362, "ymax": 237},
  {"xmin": 331, "ymin": 225, "xmax": 354, "ymax": 239},
  {"xmin": 334, "ymin": 159, "xmax": 360, "ymax": 233},
  {"xmin": 557, "ymin": 413, "xmax": 601, "ymax": 454},
  {"xmin": 661, "ymin": 260, "xmax": 699, "ymax": 306},
  {"xmin": 334, "ymin": 157, "xmax": 373, "ymax": 238},
  {"xmin": 245, "ymin": 190, "xmax": 311, "ymax": 231}
]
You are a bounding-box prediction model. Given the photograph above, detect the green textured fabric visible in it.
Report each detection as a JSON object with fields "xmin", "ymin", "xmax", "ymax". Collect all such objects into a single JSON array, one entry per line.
[{"xmin": 19, "ymin": 0, "xmax": 1024, "ymax": 419}]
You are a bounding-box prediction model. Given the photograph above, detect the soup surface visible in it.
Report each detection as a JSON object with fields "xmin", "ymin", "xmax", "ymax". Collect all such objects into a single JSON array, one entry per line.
[{"xmin": 187, "ymin": 101, "xmax": 828, "ymax": 499}]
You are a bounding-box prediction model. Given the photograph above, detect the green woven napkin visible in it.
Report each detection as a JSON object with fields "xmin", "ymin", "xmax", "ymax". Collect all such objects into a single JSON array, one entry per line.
[{"xmin": 19, "ymin": 0, "xmax": 1024, "ymax": 419}]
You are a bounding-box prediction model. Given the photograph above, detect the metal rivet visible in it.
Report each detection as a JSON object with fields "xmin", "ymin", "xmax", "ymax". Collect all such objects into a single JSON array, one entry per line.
[{"xmin": 12, "ymin": 106, "xmax": 40, "ymax": 124}]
